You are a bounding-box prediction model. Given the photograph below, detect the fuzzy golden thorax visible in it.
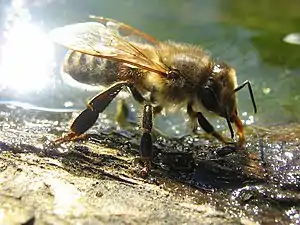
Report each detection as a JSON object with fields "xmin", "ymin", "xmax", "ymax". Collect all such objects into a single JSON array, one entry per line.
[
  {"xmin": 142, "ymin": 42, "xmax": 212, "ymax": 107},
  {"xmin": 142, "ymin": 41, "xmax": 238, "ymax": 119}
]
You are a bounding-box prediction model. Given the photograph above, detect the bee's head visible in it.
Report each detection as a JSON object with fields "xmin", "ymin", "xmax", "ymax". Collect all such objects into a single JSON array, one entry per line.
[{"xmin": 199, "ymin": 62, "xmax": 238, "ymax": 121}]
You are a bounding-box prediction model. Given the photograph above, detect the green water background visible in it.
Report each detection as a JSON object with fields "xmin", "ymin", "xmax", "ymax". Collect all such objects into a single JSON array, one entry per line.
[{"xmin": 0, "ymin": 0, "xmax": 300, "ymax": 135}]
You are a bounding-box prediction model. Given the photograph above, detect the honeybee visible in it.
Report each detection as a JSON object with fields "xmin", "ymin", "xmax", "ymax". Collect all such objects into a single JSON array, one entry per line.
[{"xmin": 51, "ymin": 16, "xmax": 257, "ymax": 172}]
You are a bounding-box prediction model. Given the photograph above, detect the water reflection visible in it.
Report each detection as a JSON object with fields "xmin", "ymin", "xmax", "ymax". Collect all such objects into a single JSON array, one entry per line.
[{"xmin": 283, "ymin": 33, "xmax": 300, "ymax": 45}]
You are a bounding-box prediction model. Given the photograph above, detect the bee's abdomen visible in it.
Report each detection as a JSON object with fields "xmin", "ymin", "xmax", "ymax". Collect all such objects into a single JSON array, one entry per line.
[{"xmin": 62, "ymin": 51, "xmax": 119, "ymax": 86}]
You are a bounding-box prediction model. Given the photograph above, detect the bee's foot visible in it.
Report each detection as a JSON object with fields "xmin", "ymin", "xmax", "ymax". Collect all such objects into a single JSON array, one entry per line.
[
  {"xmin": 132, "ymin": 157, "xmax": 151, "ymax": 178},
  {"xmin": 139, "ymin": 166, "xmax": 151, "ymax": 178},
  {"xmin": 53, "ymin": 133, "xmax": 88, "ymax": 145},
  {"xmin": 216, "ymin": 145, "xmax": 237, "ymax": 157}
]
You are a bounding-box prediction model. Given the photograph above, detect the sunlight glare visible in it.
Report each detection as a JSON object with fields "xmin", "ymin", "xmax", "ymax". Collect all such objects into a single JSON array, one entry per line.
[{"xmin": 0, "ymin": 20, "xmax": 55, "ymax": 93}]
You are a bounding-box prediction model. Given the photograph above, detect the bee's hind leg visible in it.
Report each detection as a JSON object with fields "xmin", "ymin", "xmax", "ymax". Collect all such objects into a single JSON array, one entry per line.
[
  {"xmin": 54, "ymin": 108, "xmax": 100, "ymax": 144},
  {"xmin": 55, "ymin": 81, "xmax": 129, "ymax": 144}
]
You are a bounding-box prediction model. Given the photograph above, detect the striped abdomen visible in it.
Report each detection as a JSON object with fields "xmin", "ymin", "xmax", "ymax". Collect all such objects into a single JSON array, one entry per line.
[{"xmin": 62, "ymin": 51, "xmax": 119, "ymax": 86}]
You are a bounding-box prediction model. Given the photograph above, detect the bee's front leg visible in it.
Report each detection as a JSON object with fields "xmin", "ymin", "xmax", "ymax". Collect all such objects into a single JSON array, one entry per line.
[
  {"xmin": 139, "ymin": 104, "xmax": 154, "ymax": 175},
  {"xmin": 232, "ymin": 113, "xmax": 245, "ymax": 147},
  {"xmin": 55, "ymin": 81, "xmax": 128, "ymax": 144},
  {"xmin": 197, "ymin": 112, "xmax": 234, "ymax": 145},
  {"xmin": 187, "ymin": 104, "xmax": 234, "ymax": 145}
]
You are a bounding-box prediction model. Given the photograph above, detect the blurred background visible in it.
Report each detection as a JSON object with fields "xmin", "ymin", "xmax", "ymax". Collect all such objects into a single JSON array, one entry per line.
[{"xmin": 0, "ymin": 0, "xmax": 300, "ymax": 136}]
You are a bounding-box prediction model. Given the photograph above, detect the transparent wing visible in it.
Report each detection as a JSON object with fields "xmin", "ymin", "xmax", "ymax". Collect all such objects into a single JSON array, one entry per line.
[
  {"xmin": 50, "ymin": 21, "xmax": 167, "ymax": 75},
  {"xmin": 89, "ymin": 15, "xmax": 158, "ymax": 44}
]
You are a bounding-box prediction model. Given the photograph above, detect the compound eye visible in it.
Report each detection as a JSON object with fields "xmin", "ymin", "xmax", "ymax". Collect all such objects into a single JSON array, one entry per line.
[
  {"xmin": 201, "ymin": 87, "xmax": 219, "ymax": 112},
  {"xmin": 166, "ymin": 69, "xmax": 180, "ymax": 79}
]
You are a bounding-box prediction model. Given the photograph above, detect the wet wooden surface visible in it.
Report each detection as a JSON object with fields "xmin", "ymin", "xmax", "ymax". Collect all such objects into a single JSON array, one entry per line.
[{"xmin": 0, "ymin": 104, "xmax": 299, "ymax": 224}]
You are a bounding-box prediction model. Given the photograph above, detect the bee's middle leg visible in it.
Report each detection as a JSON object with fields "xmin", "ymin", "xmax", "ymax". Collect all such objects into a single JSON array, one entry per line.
[
  {"xmin": 139, "ymin": 104, "xmax": 154, "ymax": 175},
  {"xmin": 129, "ymin": 85, "xmax": 163, "ymax": 115}
]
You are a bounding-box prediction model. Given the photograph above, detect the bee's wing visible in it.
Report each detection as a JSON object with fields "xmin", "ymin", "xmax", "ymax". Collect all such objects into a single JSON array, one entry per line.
[
  {"xmin": 50, "ymin": 21, "xmax": 167, "ymax": 75},
  {"xmin": 89, "ymin": 15, "xmax": 158, "ymax": 45}
]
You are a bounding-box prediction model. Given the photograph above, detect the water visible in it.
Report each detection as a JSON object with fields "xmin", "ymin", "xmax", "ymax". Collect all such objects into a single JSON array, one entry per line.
[{"xmin": 0, "ymin": 0, "xmax": 300, "ymax": 136}]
